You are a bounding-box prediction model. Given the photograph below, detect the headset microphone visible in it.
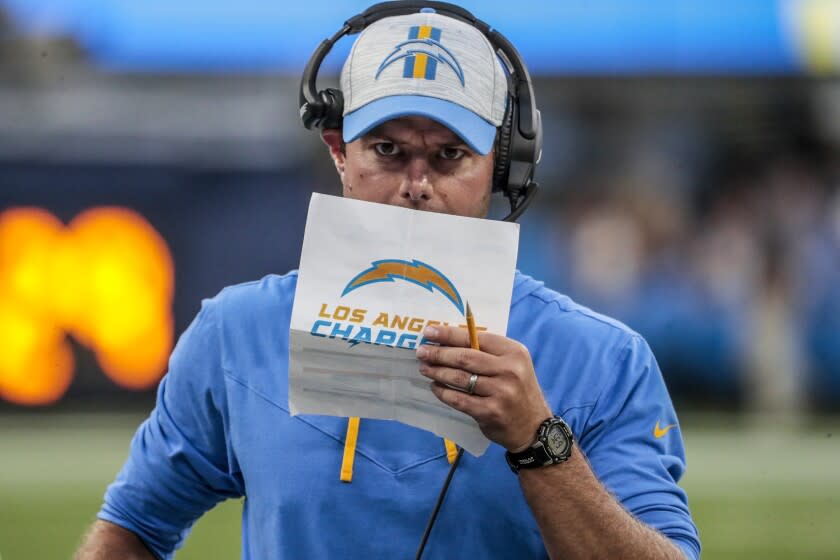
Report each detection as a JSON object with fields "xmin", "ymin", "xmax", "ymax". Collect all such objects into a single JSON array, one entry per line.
[{"xmin": 299, "ymin": 1, "xmax": 542, "ymax": 222}]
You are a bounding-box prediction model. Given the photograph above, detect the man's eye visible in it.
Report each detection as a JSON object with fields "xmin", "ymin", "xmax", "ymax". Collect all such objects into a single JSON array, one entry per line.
[
  {"xmin": 440, "ymin": 147, "xmax": 464, "ymax": 160},
  {"xmin": 373, "ymin": 142, "xmax": 400, "ymax": 156}
]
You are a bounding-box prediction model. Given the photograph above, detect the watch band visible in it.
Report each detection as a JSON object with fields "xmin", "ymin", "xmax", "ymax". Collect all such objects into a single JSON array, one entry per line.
[
  {"xmin": 505, "ymin": 443, "xmax": 553, "ymax": 471},
  {"xmin": 505, "ymin": 416, "xmax": 574, "ymax": 473}
]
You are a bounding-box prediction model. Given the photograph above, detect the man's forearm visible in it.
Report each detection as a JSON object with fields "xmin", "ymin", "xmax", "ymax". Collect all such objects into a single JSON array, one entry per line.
[
  {"xmin": 76, "ymin": 520, "xmax": 157, "ymax": 560},
  {"xmin": 519, "ymin": 450, "xmax": 686, "ymax": 560}
]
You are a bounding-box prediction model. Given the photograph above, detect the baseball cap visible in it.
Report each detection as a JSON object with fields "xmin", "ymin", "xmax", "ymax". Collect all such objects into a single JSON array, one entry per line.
[{"xmin": 340, "ymin": 10, "xmax": 508, "ymax": 155}]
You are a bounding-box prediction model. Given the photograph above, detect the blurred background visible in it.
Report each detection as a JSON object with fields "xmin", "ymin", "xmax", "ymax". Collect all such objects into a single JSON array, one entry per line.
[{"xmin": 1, "ymin": 0, "xmax": 839, "ymax": 558}]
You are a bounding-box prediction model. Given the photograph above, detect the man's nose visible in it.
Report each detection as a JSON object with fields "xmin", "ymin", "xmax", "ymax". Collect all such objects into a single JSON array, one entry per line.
[{"xmin": 398, "ymin": 157, "xmax": 433, "ymax": 202}]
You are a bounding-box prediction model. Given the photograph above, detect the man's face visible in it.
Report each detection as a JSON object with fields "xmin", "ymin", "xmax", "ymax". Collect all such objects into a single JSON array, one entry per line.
[{"xmin": 324, "ymin": 116, "xmax": 495, "ymax": 218}]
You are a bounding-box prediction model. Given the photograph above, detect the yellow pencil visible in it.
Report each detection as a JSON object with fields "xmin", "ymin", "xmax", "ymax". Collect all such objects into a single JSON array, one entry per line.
[
  {"xmin": 466, "ymin": 302, "xmax": 480, "ymax": 351},
  {"xmin": 443, "ymin": 303, "xmax": 479, "ymax": 459},
  {"xmin": 441, "ymin": 304, "xmax": 479, "ymax": 465}
]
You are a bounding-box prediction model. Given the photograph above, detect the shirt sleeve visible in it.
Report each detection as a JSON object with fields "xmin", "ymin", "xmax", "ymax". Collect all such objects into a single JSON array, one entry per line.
[
  {"xmin": 579, "ymin": 333, "xmax": 701, "ymax": 560},
  {"xmin": 98, "ymin": 298, "xmax": 244, "ymax": 559}
]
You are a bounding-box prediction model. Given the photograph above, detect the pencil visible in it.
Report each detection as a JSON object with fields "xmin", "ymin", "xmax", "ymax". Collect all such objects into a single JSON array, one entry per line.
[{"xmin": 466, "ymin": 302, "xmax": 480, "ymax": 351}]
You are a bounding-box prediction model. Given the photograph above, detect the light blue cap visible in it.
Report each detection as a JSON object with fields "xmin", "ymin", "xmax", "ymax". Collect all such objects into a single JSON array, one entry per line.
[
  {"xmin": 339, "ymin": 12, "xmax": 508, "ymax": 155},
  {"xmin": 342, "ymin": 94, "xmax": 497, "ymax": 155}
]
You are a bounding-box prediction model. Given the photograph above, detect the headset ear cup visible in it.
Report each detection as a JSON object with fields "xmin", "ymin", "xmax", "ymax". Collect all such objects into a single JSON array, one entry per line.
[
  {"xmin": 300, "ymin": 97, "xmax": 324, "ymax": 130},
  {"xmin": 300, "ymin": 88, "xmax": 345, "ymax": 130},
  {"xmin": 493, "ymin": 96, "xmax": 515, "ymax": 193},
  {"xmin": 320, "ymin": 88, "xmax": 345, "ymax": 130}
]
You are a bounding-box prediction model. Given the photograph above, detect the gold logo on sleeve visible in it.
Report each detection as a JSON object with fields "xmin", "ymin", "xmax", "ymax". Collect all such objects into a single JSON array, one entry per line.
[{"xmin": 653, "ymin": 421, "xmax": 678, "ymax": 439}]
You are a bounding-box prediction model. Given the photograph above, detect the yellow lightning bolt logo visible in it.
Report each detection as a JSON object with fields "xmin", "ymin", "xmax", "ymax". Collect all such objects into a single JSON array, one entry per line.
[{"xmin": 342, "ymin": 259, "xmax": 464, "ymax": 314}]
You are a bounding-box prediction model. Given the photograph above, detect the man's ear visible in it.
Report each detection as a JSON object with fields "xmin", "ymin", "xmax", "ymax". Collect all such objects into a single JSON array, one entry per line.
[{"xmin": 321, "ymin": 129, "xmax": 346, "ymax": 179}]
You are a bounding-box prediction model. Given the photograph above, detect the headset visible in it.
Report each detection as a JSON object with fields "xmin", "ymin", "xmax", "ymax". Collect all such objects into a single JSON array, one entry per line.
[{"xmin": 299, "ymin": 0, "xmax": 542, "ymax": 222}]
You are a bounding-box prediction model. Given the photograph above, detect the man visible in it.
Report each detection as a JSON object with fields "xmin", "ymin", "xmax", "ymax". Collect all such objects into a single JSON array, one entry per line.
[{"xmin": 78, "ymin": 4, "xmax": 700, "ymax": 559}]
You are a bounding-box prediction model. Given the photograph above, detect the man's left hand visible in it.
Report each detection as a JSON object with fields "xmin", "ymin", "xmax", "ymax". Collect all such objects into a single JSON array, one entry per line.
[{"xmin": 416, "ymin": 325, "xmax": 552, "ymax": 452}]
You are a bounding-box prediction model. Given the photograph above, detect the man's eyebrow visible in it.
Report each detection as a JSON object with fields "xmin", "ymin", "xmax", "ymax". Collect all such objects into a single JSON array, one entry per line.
[
  {"xmin": 362, "ymin": 128, "xmax": 392, "ymax": 141},
  {"xmin": 359, "ymin": 125, "xmax": 399, "ymax": 143},
  {"xmin": 363, "ymin": 130, "xmax": 468, "ymax": 147}
]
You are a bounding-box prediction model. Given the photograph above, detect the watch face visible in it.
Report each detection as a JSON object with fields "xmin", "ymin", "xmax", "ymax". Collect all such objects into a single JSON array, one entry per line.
[{"xmin": 546, "ymin": 424, "xmax": 570, "ymax": 457}]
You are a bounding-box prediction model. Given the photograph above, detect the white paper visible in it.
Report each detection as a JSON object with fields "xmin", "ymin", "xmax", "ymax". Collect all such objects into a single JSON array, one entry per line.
[{"xmin": 288, "ymin": 193, "xmax": 519, "ymax": 456}]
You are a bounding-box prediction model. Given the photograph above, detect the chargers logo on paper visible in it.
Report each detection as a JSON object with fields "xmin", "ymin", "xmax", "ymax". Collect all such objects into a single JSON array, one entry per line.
[
  {"xmin": 376, "ymin": 25, "xmax": 465, "ymax": 85},
  {"xmin": 309, "ymin": 258, "xmax": 481, "ymax": 349},
  {"xmin": 342, "ymin": 259, "xmax": 464, "ymax": 314}
]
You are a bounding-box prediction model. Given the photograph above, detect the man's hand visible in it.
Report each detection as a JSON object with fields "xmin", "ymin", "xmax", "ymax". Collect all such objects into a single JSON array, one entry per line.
[
  {"xmin": 417, "ymin": 325, "xmax": 688, "ymax": 559},
  {"xmin": 416, "ymin": 324, "xmax": 552, "ymax": 452}
]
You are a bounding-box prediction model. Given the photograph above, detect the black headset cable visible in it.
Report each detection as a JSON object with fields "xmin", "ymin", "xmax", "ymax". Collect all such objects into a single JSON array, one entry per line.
[{"xmin": 414, "ymin": 446, "xmax": 464, "ymax": 560}]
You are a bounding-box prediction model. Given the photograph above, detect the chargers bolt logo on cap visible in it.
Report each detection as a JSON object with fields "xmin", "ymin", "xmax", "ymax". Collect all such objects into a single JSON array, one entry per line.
[{"xmin": 376, "ymin": 25, "xmax": 465, "ymax": 85}]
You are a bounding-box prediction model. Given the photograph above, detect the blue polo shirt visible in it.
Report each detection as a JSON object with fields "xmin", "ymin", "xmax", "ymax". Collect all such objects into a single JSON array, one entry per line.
[{"xmin": 99, "ymin": 271, "xmax": 700, "ymax": 559}]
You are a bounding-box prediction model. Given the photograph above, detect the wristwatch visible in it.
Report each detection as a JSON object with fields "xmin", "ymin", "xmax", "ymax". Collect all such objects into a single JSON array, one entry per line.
[{"xmin": 505, "ymin": 416, "xmax": 574, "ymax": 473}]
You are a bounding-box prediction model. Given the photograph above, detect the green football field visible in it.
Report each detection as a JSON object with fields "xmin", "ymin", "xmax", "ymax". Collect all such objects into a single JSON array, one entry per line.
[{"xmin": 1, "ymin": 413, "xmax": 839, "ymax": 559}]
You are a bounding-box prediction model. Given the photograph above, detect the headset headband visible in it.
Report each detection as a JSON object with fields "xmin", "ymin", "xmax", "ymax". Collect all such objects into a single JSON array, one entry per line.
[{"xmin": 299, "ymin": 1, "xmax": 541, "ymax": 222}]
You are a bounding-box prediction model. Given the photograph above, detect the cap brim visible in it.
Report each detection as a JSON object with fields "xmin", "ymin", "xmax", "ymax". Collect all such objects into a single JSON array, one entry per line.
[{"xmin": 342, "ymin": 95, "xmax": 497, "ymax": 155}]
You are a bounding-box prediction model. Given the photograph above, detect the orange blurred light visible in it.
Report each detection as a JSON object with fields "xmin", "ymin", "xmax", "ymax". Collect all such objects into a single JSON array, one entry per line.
[
  {"xmin": 0, "ymin": 298, "xmax": 74, "ymax": 406},
  {"xmin": 96, "ymin": 314, "xmax": 174, "ymax": 390},
  {"xmin": 0, "ymin": 207, "xmax": 175, "ymax": 406},
  {"xmin": 0, "ymin": 208, "xmax": 64, "ymax": 317}
]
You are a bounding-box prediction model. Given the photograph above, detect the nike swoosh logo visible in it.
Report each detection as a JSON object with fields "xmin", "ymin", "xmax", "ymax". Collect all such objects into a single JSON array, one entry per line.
[{"xmin": 653, "ymin": 421, "xmax": 677, "ymax": 439}]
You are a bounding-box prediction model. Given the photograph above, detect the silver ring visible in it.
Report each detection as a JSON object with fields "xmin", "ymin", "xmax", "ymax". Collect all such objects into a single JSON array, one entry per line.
[{"xmin": 466, "ymin": 374, "xmax": 478, "ymax": 395}]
